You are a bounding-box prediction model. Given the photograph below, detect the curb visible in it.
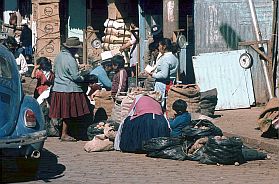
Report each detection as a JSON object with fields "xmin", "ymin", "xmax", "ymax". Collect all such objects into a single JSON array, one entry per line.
[{"xmin": 223, "ymin": 131, "xmax": 279, "ymax": 154}]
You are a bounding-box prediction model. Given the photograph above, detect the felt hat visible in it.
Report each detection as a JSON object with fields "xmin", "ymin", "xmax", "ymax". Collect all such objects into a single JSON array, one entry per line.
[{"xmin": 63, "ymin": 37, "xmax": 82, "ymax": 48}]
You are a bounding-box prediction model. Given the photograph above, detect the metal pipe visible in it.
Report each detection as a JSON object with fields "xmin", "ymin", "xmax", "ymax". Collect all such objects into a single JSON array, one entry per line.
[{"xmin": 247, "ymin": 0, "xmax": 274, "ymax": 99}]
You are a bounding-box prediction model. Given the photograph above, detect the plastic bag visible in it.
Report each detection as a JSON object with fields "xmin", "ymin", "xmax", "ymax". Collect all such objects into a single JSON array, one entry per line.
[
  {"xmin": 242, "ymin": 145, "xmax": 267, "ymax": 161},
  {"xmin": 198, "ymin": 136, "xmax": 245, "ymax": 165},
  {"xmin": 181, "ymin": 119, "xmax": 223, "ymax": 141},
  {"xmin": 146, "ymin": 145, "xmax": 187, "ymax": 160},
  {"xmin": 142, "ymin": 137, "xmax": 183, "ymax": 153}
]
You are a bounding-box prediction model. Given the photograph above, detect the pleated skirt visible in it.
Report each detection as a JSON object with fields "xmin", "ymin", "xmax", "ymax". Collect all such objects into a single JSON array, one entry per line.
[{"xmin": 49, "ymin": 92, "xmax": 90, "ymax": 119}]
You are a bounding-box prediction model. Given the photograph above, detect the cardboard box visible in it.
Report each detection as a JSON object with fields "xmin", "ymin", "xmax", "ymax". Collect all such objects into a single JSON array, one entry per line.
[
  {"xmin": 37, "ymin": 3, "xmax": 59, "ymax": 20},
  {"xmin": 37, "ymin": 20, "xmax": 60, "ymax": 38},
  {"xmin": 36, "ymin": 37, "xmax": 60, "ymax": 57}
]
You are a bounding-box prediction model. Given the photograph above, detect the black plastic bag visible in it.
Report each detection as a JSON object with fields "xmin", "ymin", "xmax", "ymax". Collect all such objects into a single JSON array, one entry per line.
[
  {"xmin": 142, "ymin": 137, "xmax": 183, "ymax": 153},
  {"xmin": 87, "ymin": 124, "xmax": 104, "ymax": 141},
  {"xmin": 181, "ymin": 119, "xmax": 223, "ymax": 141},
  {"xmin": 198, "ymin": 136, "xmax": 245, "ymax": 165},
  {"xmin": 146, "ymin": 145, "xmax": 187, "ymax": 160},
  {"xmin": 242, "ymin": 145, "xmax": 267, "ymax": 161}
]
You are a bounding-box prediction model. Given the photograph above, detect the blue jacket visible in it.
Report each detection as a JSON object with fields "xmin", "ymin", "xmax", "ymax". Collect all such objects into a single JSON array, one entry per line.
[
  {"xmin": 90, "ymin": 65, "xmax": 112, "ymax": 90},
  {"xmin": 169, "ymin": 112, "xmax": 191, "ymax": 137}
]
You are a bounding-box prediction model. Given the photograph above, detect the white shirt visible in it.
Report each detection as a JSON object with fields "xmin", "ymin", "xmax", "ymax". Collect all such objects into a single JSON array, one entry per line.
[{"xmin": 15, "ymin": 53, "xmax": 28, "ymax": 75}]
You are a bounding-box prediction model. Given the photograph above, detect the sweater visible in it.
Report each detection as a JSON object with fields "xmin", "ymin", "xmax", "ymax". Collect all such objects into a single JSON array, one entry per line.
[
  {"xmin": 52, "ymin": 49, "xmax": 84, "ymax": 92},
  {"xmin": 152, "ymin": 52, "xmax": 178, "ymax": 83}
]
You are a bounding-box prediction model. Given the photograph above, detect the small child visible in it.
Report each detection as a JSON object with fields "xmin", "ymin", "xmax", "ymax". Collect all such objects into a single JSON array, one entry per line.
[
  {"xmin": 169, "ymin": 99, "xmax": 191, "ymax": 137},
  {"xmin": 31, "ymin": 57, "xmax": 54, "ymax": 101}
]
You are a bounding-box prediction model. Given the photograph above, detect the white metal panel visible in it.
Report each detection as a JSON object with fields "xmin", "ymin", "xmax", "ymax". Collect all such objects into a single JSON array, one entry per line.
[{"xmin": 192, "ymin": 50, "xmax": 255, "ymax": 110}]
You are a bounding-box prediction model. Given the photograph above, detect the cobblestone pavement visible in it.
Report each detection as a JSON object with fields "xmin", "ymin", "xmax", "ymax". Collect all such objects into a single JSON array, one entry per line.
[{"xmin": 1, "ymin": 137, "xmax": 279, "ymax": 184}]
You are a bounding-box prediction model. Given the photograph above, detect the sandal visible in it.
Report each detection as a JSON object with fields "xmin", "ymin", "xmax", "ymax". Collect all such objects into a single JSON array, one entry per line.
[{"xmin": 60, "ymin": 136, "xmax": 77, "ymax": 142}]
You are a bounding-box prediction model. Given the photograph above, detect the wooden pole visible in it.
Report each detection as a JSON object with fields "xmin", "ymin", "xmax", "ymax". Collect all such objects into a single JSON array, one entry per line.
[{"xmin": 83, "ymin": 29, "xmax": 87, "ymax": 65}]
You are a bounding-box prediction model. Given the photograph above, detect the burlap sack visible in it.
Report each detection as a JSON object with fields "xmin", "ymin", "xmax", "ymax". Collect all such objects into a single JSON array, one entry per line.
[
  {"xmin": 167, "ymin": 84, "xmax": 201, "ymax": 118},
  {"xmin": 110, "ymin": 88, "xmax": 162, "ymax": 123},
  {"xmin": 94, "ymin": 90, "xmax": 114, "ymax": 117}
]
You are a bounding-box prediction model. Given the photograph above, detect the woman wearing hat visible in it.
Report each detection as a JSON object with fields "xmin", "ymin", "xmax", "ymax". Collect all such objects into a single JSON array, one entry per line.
[{"xmin": 49, "ymin": 37, "xmax": 90, "ymax": 142}]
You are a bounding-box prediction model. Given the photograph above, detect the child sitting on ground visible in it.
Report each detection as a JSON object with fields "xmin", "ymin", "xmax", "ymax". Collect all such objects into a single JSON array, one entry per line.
[{"xmin": 169, "ymin": 99, "xmax": 191, "ymax": 137}]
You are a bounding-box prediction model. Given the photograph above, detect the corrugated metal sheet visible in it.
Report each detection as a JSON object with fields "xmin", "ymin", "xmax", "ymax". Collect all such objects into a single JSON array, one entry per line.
[
  {"xmin": 194, "ymin": 0, "xmax": 272, "ymax": 103},
  {"xmin": 192, "ymin": 50, "xmax": 255, "ymax": 110}
]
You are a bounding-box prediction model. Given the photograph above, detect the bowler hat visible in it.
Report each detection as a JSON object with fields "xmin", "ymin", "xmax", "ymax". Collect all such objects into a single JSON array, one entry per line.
[{"xmin": 63, "ymin": 37, "xmax": 82, "ymax": 48}]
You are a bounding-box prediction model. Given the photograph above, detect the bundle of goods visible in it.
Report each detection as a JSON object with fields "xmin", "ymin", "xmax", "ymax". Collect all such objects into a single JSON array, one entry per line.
[
  {"xmin": 142, "ymin": 118, "xmax": 268, "ymax": 164},
  {"xmin": 94, "ymin": 90, "xmax": 114, "ymax": 117},
  {"xmin": 199, "ymin": 88, "xmax": 218, "ymax": 117},
  {"xmin": 181, "ymin": 119, "xmax": 223, "ymax": 141},
  {"xmin": 167, "ymin": 84, "xmax": 201, "ymax": 118},
  {"xmin": 102, "ymin": 19, "xmax": 130, "ymax": 51},
  {"xmin": 110, "ymin": 92, "xmax": 127, "ymax": 123},
  {"xmin": 110, "ymin": 88, "xmax": 162, "ymax": 123},
  {"xmin": 143, "ymin": 122, "xmax": 267, "ymax": 164},
  {"xmin": 84, "ymin": 121, "xmax": 119, "ymax": 152},
  {"xmin": 258, "ymin": 97, "xmax": 279, "ymax": 138},
  {"xmin": 87, "ymin": 120, "xmax": 120, "ymax": 141}
]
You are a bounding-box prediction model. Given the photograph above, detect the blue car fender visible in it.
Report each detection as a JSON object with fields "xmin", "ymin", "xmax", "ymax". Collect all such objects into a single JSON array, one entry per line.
[{"xmin": 12, "ymin": 95, "xmax": 45, "ymax": 137}]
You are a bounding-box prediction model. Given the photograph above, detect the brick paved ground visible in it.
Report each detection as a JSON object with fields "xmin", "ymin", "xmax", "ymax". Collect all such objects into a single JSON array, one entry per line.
[
  {"xmin": 214, "ymin": 108, "xmax": 279, "ymax": 153},
  {"xmin": 2, "ymin": 137, "xmax": 279, "ymax": 184},
  {"xmin": 1, "ymin": 77, "xmax": 278, "ymax": 183}
]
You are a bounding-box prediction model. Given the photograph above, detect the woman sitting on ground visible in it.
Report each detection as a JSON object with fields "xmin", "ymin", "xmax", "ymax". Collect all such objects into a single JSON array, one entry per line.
[
  {"xmin": 119, "ymin": 95, "xmax": 170, "ymax": 153},
  {"xmin": 169, "ymin": 99, "xmax": 191, "ymax": 137}
]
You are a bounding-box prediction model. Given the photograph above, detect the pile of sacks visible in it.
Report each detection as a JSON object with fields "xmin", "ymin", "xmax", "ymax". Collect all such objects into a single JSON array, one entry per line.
[
  {"xmin": 102, "ymin": 19, "xmax": 130, "ymax": 51},
  {"xmin": 143, "ymin": 119, "xmax": 267, "ymax": 165}
]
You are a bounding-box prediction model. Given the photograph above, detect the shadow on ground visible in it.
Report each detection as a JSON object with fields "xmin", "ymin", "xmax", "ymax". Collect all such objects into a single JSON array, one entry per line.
[{"xmin": 1, "ymin": 148, "xmax": 65, "ymax": 183}]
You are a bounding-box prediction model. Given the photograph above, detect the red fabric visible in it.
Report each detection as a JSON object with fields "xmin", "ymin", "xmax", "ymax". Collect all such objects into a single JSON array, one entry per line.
[
  {"xmin": 129, "ymin": 96, "xmax": 163, "ymax": 120},
  {"xmin": 165, "ymin": 80, "xmax": 173, "ymax": 93},
  {"xmin": 35, "ymin": 70, "xmax": 55, "ymax": 95},
  {"xmin": 49, "ymin": 92, "xmax": 90, "ymax": 119}
]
